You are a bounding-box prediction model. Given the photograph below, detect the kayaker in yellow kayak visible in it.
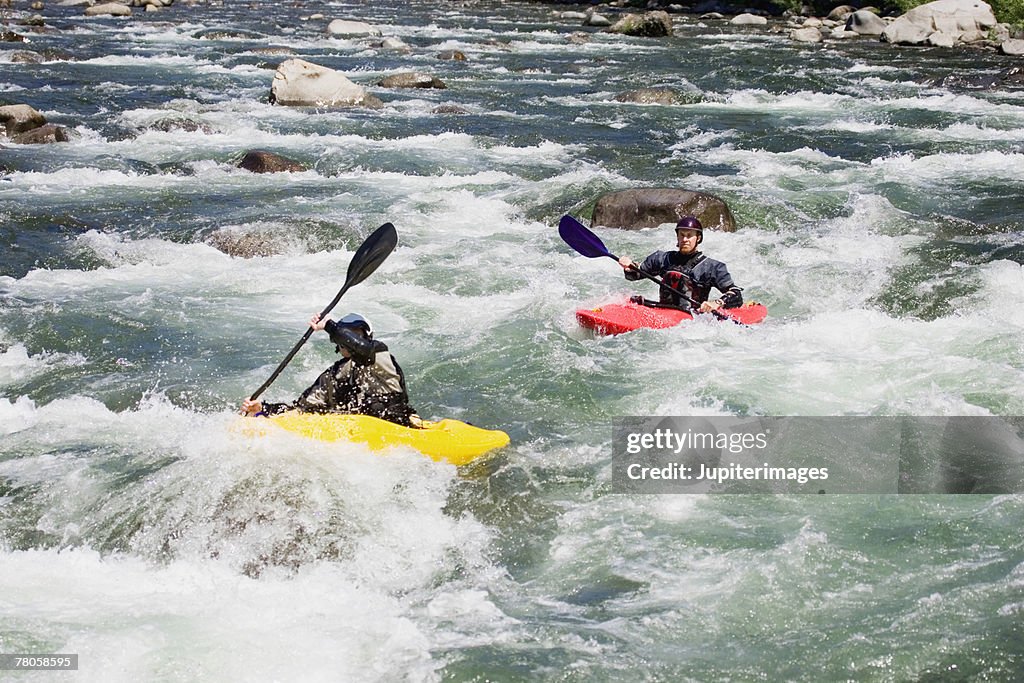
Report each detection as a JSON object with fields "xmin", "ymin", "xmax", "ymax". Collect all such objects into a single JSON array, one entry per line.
[
  {"xmin": 241, "ymin": 312, "xmax": 420, "ymax": 427},
  {"xmin": 617, "ymin": 216, "xmax": 744, "ymax": 314}
]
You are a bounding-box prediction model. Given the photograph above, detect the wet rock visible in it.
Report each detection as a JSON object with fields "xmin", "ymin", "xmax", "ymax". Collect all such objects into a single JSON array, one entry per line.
[
  {"xmin": 790, "ymin": 27, "xmax": 824, "ymax": 42},
  {"xmin": 327, "ymin": 19, "xmax": 381, "ymax": 36},
  {"xmin": 9, "ymin": 50, "xmax": 44, "ymax": 64},
  {"xmin": 608, "ymin": 11, "xmax": 673, "ymax": 37},
  {"xmin": 846, "ymin": 10, "xmax": 887, "ymax": 36},
  {"xmin": 237, "ymin": 150, "xmax": 306, "ymax": 173},
  {"xmin": 827, "ymin": 4, "xmax": 857, "ymax": 21},
  {"xmin": 206, "ymin": 228, "xmax": 287, "ymax": 258},
  {"xmin": 194, "ymin": 28, "xmax": 264, "ymax": 40},
  {"xmin": 373, "ymin": 37, "xmax": 410, "ymax": 52},
  {"xmin": 592, "ymin": 188, "xmax": 736, "ymax": 232},
  {"xmin": 613, "ymin": 88, "xmax": 683, "ymax": 105},
  {"xmin": 150, "ymin": 117, "xmax": 214, "ymax": 134},
  {"xmin": 84, "ymin": 3, "xmax": 133, "ymax": 16},
  {"xmin": 925, "ymin": 66, "xmax": 1024, "ymax": 90},
  {"xmin": 731, "ymin": 13, "xmax": 768, "ymax": 26},
  {"xmin": 11, "ymin": 123, "xmax": 69, "ymax": 144},
  {"xmin": 436, "ymin": 50, "xmax": 466, "ymax": 61},
  {"xmin": 432, "ymin": 104, "xmax": 470, "ymax": 114},
  {"xmin": 270, "ymin": 58, "xmax": 382, "ymax": 108},
  {"xmin": 0, "ymin": 104, "xmax": 46, "ymax": 136},
  {"xmin": 377, "ymin": 72, "xmax": 446, "ymax": 89},
  {"xmin": 250, "ymin": 46, "xmax": 296, "ymax": 56}
]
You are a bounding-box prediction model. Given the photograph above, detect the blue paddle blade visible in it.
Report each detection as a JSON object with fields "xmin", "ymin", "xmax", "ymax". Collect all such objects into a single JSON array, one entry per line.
[{"xmin": 558, "ymin": 215, "xmax": 615, "ymax": 260}]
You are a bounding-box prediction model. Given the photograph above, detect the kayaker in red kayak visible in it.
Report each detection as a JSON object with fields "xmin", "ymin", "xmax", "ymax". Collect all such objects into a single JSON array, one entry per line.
[
  {"xmin": 617, "ymin": 216, "xmax": 744, "ymax": 314},
  {"xmin": 241, "ymin": 312, "xmax": 420, "ymax": 427}
]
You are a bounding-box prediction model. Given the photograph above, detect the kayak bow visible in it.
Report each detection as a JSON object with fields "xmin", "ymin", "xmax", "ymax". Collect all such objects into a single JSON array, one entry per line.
[
  {"xmin": 576, "ymin": 300, "xmax": 768, "ymax": 336},
  {"xmin": 243, "ymin": 411, "xmax": 510, "ymax": 465}
]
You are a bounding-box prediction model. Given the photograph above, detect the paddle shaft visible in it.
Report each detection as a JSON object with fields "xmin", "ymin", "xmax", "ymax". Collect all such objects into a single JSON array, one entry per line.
[
  {"xmin": 607, "ymin": 254, "xmax": 729, "ymax": 320},
  {"xmin": 248, "ymin": 288, "xmax": 351, "ymax": 401}
]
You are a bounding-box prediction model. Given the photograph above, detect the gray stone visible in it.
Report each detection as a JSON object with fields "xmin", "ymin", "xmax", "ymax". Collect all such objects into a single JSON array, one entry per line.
[
  {"xmin": 608, "ymin": 11, "xmax": 674, "ymax": 37},
  {"xmin": 1001, "ymin": 38, "xmax": 1024, "ymax": 55},
  {"xmin": 846, "ymin": 10, "xmax": 887, "ymax": 36},
  {"xmin": 270, "ymin": 58, "xmax": 379, "ymax": 108},
  {"xmin": 377, "ymin": 72, "xmax": 446, "ymax": 89},
  {"xmin": 882, "ymin": 0, "xmax": 997, "ymax": 46},
  {"xmin": 0, "ymin": 103, "xmax": 46, "ymax": 136},
  {"xmin": 11, "ymin": 123, "xmax": 69, "ymax": 144},
  {"xmin": 237, "ymin": 150, "xmax": 306, "ymax": 173},
  {"xmin": 592, "ymin": 188, "xmax": 736, "ymax": 232},
  {"xmin": 84, "ymin": 2, "xmax": 132, "ymax": 16}
]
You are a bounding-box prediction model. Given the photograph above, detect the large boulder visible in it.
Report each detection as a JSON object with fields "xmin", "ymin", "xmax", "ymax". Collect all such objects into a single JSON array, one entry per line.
[
  {"xmin": 270, "ymin": 58, "xmax": 382, "ymax": 108},
  {"xmin": 846, "ymin": 10, "xmax": 887, "ymax": 36},
  {"xmin": 827, "ymin": 5, "xmax": 858, "ymax": 21},
  {"xmin": 11, "ymin": 123, "xmax": 69, "ymax": 144},
  {"xmin": 790, "ymin": 27, "xmax": 824, "ymax": 42},
  {"xmin": 1001, "ymin": 38, "xmax": 1024, "ymax": 55},
  {"xmin": 731, "ymin": 13, "xmax": 768, "ymax": 26},
  {"xmin": 591, "ymin": 189, "xmax": 736, "ymax": 232},
  {"xmin": 0, "ymin": 103, "xmax": 46, "ymax": 136},
  {"xmin": 84, "ymin": 2, "xmax": 132, "ymax": 16},
  {"xmin": 608, "ymin": 11, "xmax": 674, "ymax": 37},
  {"xmin": 881, "ymin": 0, "xmax": 997, "ymax": 46}
]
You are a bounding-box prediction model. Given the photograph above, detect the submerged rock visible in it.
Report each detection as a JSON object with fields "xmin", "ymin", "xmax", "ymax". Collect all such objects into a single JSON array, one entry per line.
[
  {"xmin": 237, "ymin": 150, "xmax": 306, "ymax": 173},
  {"xmin": 377, "ymin": 72, "xmax": 446, "ymax": 89},
  {"xmin": 205, "ymin": 227, "xmax": 290, "ymax": 257}
]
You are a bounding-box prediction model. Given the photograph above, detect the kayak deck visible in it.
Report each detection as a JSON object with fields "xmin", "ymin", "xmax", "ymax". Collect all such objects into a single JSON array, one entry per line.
[
  {"xmin": 245, "ymin": 412, "xmax": 510, "ymax": 466},
  {"xmin": 576, "ymin": 300, "xmax": 768, "ymax": 335}
]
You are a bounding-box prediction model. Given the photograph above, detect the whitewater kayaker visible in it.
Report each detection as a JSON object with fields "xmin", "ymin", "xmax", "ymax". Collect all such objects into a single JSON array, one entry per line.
[
  {"xmin": 241, "ymin": 312, "xmax": 420, "ymax": 427},
  {"xmin": 617, "ymin": 216, "xmax": 743, "ymax": 313}
]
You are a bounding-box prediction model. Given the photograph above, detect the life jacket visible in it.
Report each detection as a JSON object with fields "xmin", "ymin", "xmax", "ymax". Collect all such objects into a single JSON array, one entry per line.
[{"xmin": 660, "ymin": 253, "xmax": 708, "ymax": 309}]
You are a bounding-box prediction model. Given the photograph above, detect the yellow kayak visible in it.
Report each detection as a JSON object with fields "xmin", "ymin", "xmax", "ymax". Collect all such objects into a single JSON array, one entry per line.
[{"xmin": 245, "ymin": 411, "xmax": 510, "ymax": 466}]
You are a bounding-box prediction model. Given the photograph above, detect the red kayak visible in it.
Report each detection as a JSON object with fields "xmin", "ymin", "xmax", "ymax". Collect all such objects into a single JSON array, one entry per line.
[{"xmin": 576, "ymin": 300, "xmax": 768, "ymax": 336}]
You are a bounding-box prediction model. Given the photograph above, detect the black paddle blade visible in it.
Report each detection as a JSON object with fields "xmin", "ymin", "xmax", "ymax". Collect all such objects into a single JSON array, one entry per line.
[
  {"xmin": 345, "ymin": 222, "xmax": 398, "ymax": 290},
  {"xmin": 558, "ymin": 215, "xmax": 615, "ymax": 260},
  {"xmin": 321, "ymin": 222, "xmax": 398, "ymax": 315}
]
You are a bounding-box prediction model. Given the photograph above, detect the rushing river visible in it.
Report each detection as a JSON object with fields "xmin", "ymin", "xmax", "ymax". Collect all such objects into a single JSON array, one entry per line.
[{"xmin": 2, "ymin": 0, "xmax": 1023, "ymax": 680}]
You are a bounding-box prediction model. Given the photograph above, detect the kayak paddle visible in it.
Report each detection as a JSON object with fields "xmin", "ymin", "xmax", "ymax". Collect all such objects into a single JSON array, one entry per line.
[
  {"xmin": 248, "ymin": 222, "xmax": 398, "ymax": 401},
  {"xmin": 557, "ymin": 214, "xmax": 728, "ymax": 320}
]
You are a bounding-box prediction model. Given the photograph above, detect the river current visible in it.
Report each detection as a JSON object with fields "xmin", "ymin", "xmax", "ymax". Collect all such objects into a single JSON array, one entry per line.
[{"xmin": 1, "ymin": 0, "xmax": 1023, "ymax": 680}]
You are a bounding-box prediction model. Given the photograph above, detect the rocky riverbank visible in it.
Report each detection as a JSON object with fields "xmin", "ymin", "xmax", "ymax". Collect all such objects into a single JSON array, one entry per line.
[{"xmin": 549, "ymin": 0, "xmax": 1024, "ymax": 54}]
